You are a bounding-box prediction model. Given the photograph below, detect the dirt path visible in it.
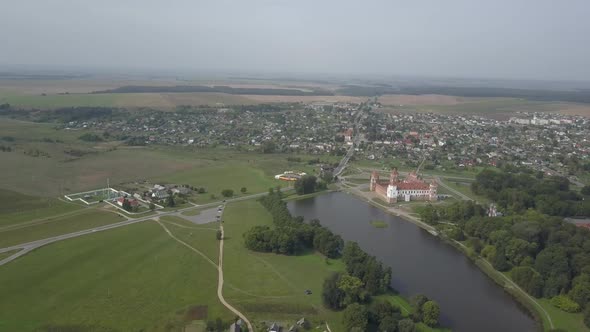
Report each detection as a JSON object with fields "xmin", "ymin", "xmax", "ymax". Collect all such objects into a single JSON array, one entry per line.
[
  {"xmin": 218, "ymin": 224, "xmax": 254, "ymax": 331},
  {"xmin": 156, "ymin": 220, "xmax": 217, "ymax": 267},
  {"xmin": 157, "ymin": 219, "xmax": 254, "ymax": 331}
]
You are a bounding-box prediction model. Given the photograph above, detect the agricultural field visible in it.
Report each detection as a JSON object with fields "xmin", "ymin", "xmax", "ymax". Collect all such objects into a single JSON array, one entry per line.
[
  {"xmin": 377, "ymin": 97, "xmax": 590, "ymax": 119},
  {"xmin": 0, "ymin": 221, "xmax": 232, "ymax": 332},
  {"xmin": 0, "ymin": 118, "xmax": 332, "ymax": 199},
  {"xmin": 0, "ymin": 189, "xmax": 83, "ymax": 228}
]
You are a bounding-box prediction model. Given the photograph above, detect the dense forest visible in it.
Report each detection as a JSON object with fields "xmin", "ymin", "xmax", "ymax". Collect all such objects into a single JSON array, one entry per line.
[
  {"xmin": 93, "ymin": 85, "xmax": 333, "ymax": 96},
  {"xmin": 472, "ymin": 169, "xmax": 590, "ymax": 217},
  {"xmin": 419, "ymin": 169, "xmax": 590, "ymax": 326}
]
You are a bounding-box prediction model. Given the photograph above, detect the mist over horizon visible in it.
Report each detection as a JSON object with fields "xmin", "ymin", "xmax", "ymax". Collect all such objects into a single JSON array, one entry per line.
[{"xmin": 2, "ymin": 0, "xmax": 590, "ymax": 82}]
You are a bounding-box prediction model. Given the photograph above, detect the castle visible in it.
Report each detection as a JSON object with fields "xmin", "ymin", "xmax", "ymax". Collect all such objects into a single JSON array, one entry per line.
[{"xmin": 370, "ymin": 168, "xmax": 438, "ymax": 203}]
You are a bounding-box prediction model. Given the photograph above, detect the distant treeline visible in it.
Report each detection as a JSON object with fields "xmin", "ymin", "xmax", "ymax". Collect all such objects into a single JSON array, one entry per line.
[
  {"xmin": 337, "ymin": 85, "xmax": 590, "ymax": 103},
  {"xmin": 0, "ymin": 106, "xmax": 116, "ymax": 123},
  {"xmin": 93, "ymin": 85, "xmax": 334, "ymax": 96}
]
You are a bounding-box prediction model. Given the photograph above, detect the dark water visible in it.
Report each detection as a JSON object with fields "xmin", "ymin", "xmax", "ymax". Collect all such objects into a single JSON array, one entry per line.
[{"xmin": 287, "ymin": 192, "xmax": 536, "ymax": 332}]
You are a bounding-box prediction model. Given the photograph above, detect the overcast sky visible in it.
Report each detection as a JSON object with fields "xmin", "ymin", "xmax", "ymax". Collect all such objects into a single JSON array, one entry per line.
[{"xmin": 1, "ymin": 0, "xmax": 589, "ymax": 81}]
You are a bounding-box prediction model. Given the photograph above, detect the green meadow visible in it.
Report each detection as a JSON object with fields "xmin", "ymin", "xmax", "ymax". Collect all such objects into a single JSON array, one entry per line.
[
  {"xmin": 0, "ymin": 209, "xmax": 123, "ymax": 248},
  {"xmin": 0, "ymin": 221, "xmax": 231, "ymax": 332}
]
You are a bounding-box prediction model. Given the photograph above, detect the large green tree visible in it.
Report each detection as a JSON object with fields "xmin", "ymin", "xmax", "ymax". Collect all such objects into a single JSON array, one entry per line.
[
  {"xmin": 342, "ymin": 303, "xmax": 369, "ymax": 331},
  {"xmin": 398, "ymin": 318, "xmax": 416, "ymax": 332},
  {"xmin": 294, "ymin": 175, "xmax": 317, "ymax": 195},
  {"xmin": 422, "ymin": 300, "xmax": 440, "ymax": 327}
]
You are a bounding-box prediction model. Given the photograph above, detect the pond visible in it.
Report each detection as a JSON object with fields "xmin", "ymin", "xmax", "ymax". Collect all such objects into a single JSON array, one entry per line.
[{"xmin": 287, "ymin": 192, "xmax": 536, "ymax": 332}]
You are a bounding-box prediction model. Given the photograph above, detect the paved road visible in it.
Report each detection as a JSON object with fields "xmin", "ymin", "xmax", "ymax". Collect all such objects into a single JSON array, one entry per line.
[
  {"xmin": 0, "ymin": 190, "xmax": 276, "ymax": 267},
  {"xmin": 334, "ymin": 107, "xmax": 364, "ymax": 177}
]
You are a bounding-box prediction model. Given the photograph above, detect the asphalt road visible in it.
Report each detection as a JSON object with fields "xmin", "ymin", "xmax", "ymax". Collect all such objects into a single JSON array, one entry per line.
[
  {"xmin": 334, "ymin": 107, "xmax": 363, "ymax": 177},
  {"xmin": 0, "ymin": 190, "xmax": 274, "ymax": 266}
]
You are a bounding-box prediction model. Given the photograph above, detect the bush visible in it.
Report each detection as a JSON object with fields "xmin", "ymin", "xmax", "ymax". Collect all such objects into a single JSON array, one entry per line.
[
  {"xmin": 398, "ymin": 318, "xmax": 416, "ymax": 332},
  {"xmin": 550, "ymin": 295, "xmax": 581, "ymax": 313},
  {"xmin": 221, "ymin": 189, "xmax": 234, "ymax": 197},
  {"xmin": 585, "ymin": 306, "xmax": 590, "ymax": 328}
]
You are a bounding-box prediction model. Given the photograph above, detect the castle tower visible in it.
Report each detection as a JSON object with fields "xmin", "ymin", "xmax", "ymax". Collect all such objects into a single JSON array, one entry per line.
[
  {"xmin": 429, "ymin": 182, "xmax": 438, "ymax": 201},
  {"xmin": 370, "ymin": 171, "xmax": 379, "ymax": 191},
  {"xmin": 389, "ymin": 168, "xmax": 399, "ymax": 185}
]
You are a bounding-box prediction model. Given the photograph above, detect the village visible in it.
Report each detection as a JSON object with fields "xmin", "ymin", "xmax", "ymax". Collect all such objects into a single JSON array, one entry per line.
[{"xmin": 60, "ymin": 102, "xmax": 590, "ymax": 186}]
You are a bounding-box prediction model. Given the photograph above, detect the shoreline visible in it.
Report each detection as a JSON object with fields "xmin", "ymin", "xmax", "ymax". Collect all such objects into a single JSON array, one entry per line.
[{"xmin": 329, "ymin": 187, "xmax": 549, "ymax": 331}]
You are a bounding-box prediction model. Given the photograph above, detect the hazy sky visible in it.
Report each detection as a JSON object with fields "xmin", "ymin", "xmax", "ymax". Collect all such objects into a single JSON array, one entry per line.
[{"xmin": 2, "ymin": 0, "xmax": 589, "ymax": 80}]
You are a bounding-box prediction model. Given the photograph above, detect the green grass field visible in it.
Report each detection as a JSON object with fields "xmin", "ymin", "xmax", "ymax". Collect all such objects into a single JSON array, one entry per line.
[
  {"xmin": 0, "ymin": 209, "xmax": 124, "ymax": 248},
  {"xmin": 0, "ymin": 118, "xmax": 327, "ymax": 198},
  {"xmin": 537, "ymin": 298, "xmax": 590, "ymax": 332},
  {"xmin": 0, "ymin": 189, "xmax": 83, "ymax": 228},
  {"xmin": 0, "ymin": 250, "xmax": 19, "ymax": 261},
  {"xmin": 0, "ymin": 221, "xmax": 232, "ymax": 332},
  {"xmin": 159, "ymin": 164, "xmax": 281, "ymax": 204},
  {"xmin": 439, "ymin": 178, "xmax": 490, "ymax": 203}
]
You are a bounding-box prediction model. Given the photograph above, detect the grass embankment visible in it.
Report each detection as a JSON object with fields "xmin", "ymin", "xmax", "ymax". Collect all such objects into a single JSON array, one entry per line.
[
  {"xmin": 0, "ymin": 209, "xmax": 124, "ymax": 248},
  {"xmin": 0, "ymin": 221, "xmax": 232, "ymax": 332}
]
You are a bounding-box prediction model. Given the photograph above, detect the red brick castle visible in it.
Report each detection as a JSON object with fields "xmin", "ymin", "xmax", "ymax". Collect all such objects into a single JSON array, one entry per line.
[{"xmin": 370, "ymin": 168, "xmax": 438, "ymax": 203}]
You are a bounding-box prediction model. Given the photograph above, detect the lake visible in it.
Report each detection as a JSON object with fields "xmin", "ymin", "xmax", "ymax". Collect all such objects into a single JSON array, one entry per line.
[{"xmin": 287, "ymin": 192, "xmax": 537, "ymax": 332}]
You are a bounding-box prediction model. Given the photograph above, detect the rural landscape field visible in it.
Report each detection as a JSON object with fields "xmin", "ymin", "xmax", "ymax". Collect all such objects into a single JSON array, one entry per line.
[{"xmin": 3, "ymin": 1, "xmax": 590, "ymax": 331}]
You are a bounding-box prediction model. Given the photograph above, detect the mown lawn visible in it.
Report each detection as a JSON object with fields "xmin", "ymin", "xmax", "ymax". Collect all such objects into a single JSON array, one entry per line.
[
  {"xmin": 0, "ymin": 221, "xmax": 232, "ymax": 332},
  {"xmin": 0, "ymin": 209, "xmax": 124, "ymax": 248},
  {"xmin": 159, "ymin": 216, "xmax": 220, "ymax": 263},
  {"xmin": 158, "ymin": 164, "xmax": 282, "ymax": 204},
  {"xmin": 537, "ymin": 299, "xmax": 589, "ymax": 332}
]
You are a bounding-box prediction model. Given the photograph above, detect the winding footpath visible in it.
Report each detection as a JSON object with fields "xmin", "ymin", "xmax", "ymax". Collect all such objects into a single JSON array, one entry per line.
[
  {"xmin": 217, "ymin": 224, "xmax": 254, "ymax": 332},
  {"xmin": 157, "ymin": 219, "xmax": 253, "ymax": 330}
]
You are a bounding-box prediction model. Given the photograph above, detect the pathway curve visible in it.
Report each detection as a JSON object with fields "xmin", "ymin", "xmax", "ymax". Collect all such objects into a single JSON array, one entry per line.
[
  {"xmin": 218, "ymin": 224, "xmax": 254, "ymax": 332},
  {"xmin": 157, "ymin": 219, "xmax": 254, "ymax": 331}
]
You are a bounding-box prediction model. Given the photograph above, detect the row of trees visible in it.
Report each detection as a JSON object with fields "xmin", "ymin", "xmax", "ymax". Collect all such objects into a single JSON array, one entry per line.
[
  {"xmin": 243, "ymin": 190, "xmax": 343, "ymax": 257},
  {"xmin": 418, "ymin": 200, "xmax": 485, "ymax": 225}
]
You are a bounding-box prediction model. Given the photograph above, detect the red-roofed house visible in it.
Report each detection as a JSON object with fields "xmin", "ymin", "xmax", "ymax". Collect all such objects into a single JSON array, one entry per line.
[
  {"xmin": 117, "ymin": 197, "xmax": 140, "ymax": 207},
  {"xmin": 344, "ymin": 128, "xmax": 353, "ymax": 142}
]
